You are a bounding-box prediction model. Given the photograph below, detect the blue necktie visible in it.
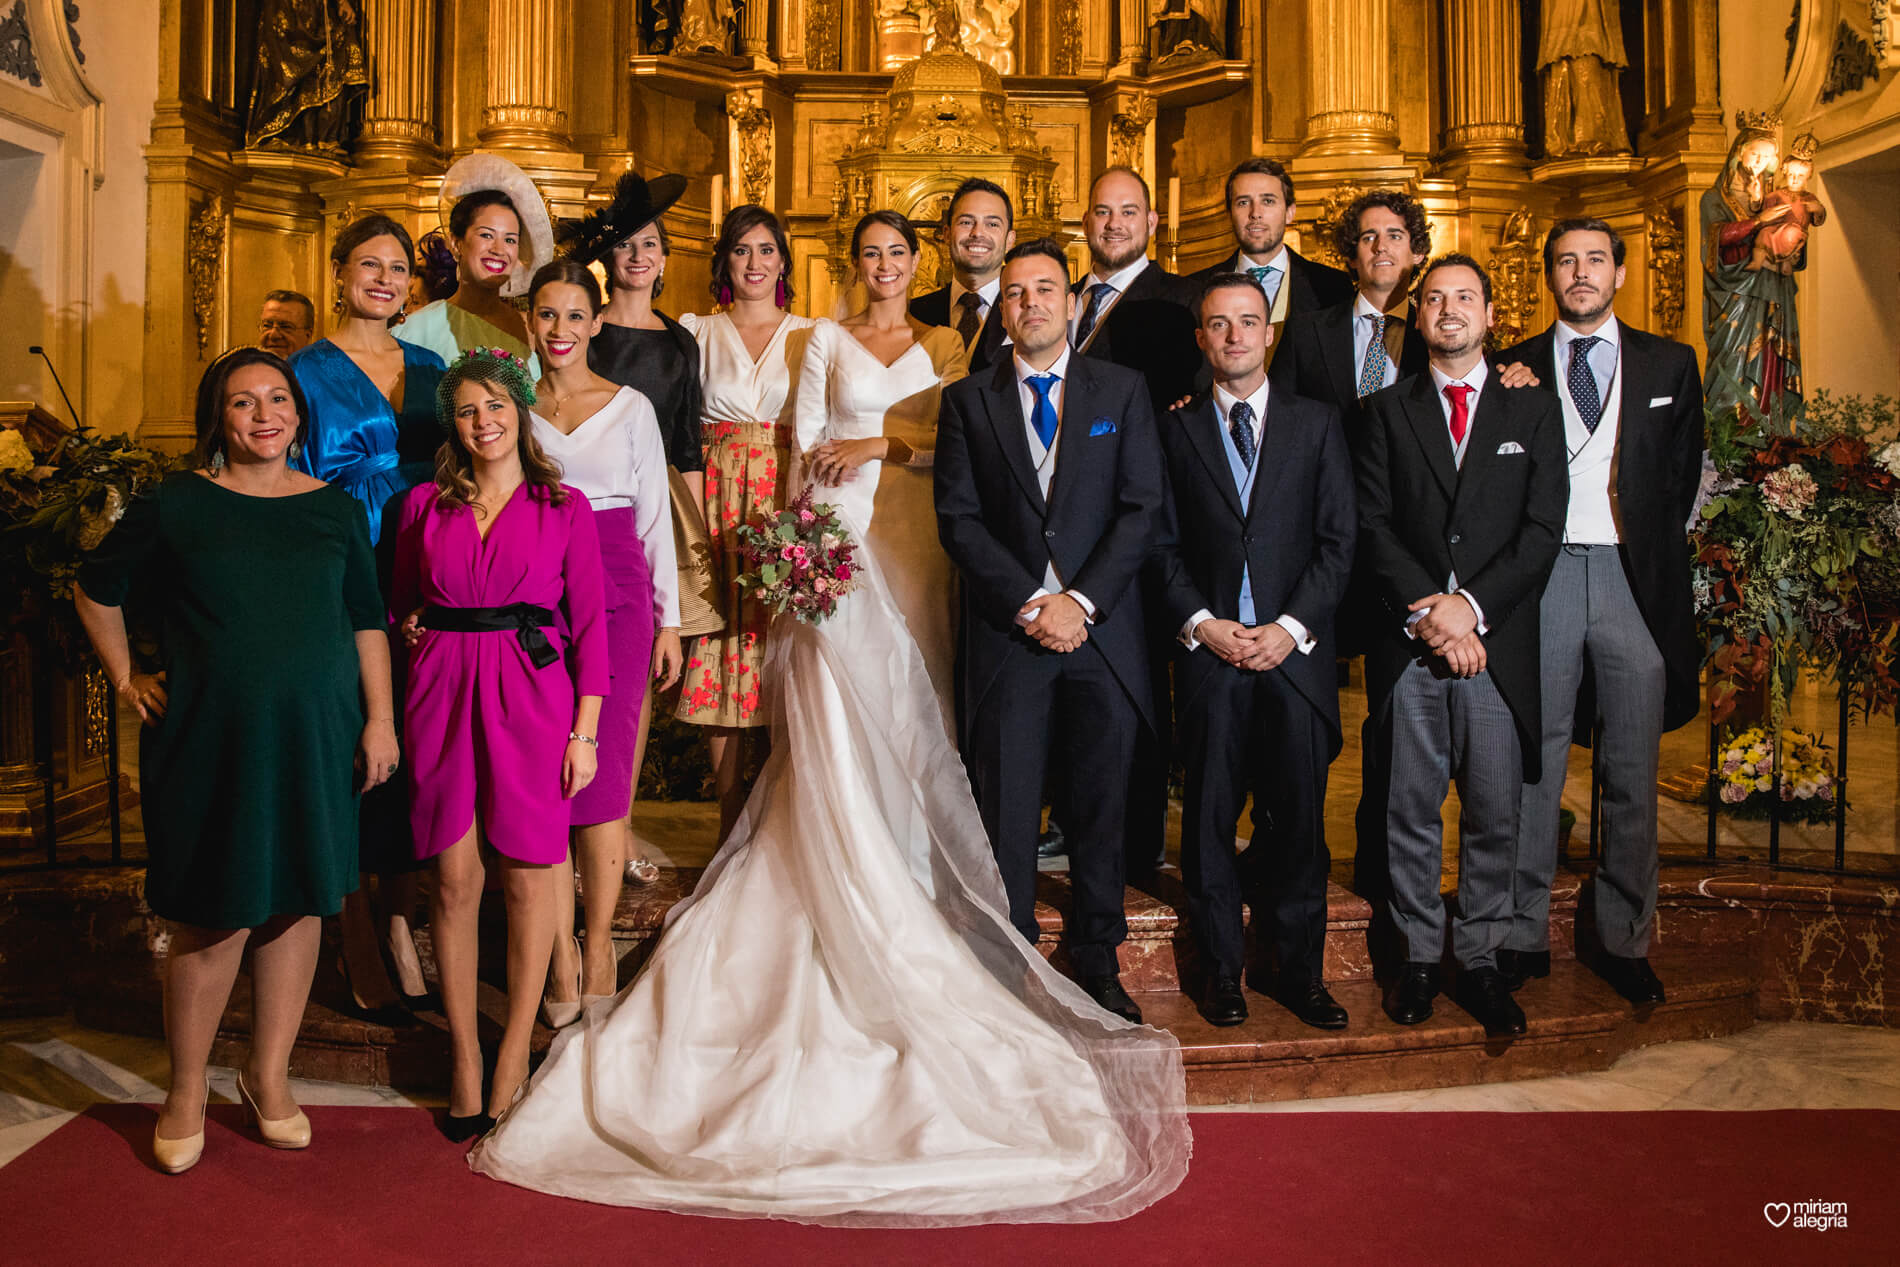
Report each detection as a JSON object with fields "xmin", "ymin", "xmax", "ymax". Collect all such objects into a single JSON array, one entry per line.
[
  {"xmin": 1228, "ymin": 399, "xmax": 1256, "ymax": 468},
  {"xmin": 1073, "ymin": 282, "xmax": 1116, "ymax": 348},
  {"xmin": 1569, "ymin": 335, "xmax": 1604, "ymax": 432},
  {"xmin": 1027, "ymin": 373, "xmax": 1060, "ymax": 451},
  {"xmin": 1247, "ymin": 265, "xmax": 1282, "ymax": 309},
  {"xmin": 1358, "ymin": 313, "xmax": 1390, "ymax": 398}
]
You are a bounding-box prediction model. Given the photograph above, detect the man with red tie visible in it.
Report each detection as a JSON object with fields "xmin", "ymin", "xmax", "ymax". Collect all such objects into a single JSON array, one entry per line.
[{"xmin": 1352, "ymin": 255, "xmax": 1567, "ymax": 1037}]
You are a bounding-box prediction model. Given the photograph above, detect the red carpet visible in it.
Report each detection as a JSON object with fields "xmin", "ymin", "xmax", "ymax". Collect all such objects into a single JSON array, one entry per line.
[{"xmin": 6, "ymin": 1105, "xmax": 1894, "ymax": 1265}]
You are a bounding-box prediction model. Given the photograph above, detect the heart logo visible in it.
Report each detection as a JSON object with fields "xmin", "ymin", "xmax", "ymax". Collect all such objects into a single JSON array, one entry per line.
[{"xmin": 1763, "ymin": 1203, "xmax": 1792, "ymax": 1227}]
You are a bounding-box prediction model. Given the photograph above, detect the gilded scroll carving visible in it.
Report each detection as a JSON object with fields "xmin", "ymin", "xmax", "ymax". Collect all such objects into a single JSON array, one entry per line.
[
  {"xmin": 1108, "ymin": 95, "xmax": 1156, "ymax": 172},
  {"xmin": 1647, "ymin": 203, "xmax": 1685, "ymax": 340},
  {"xmin": 1485, "ymin": 206, "xmax": 1539, "ymax": 350},
  {"xmin": 188, "ymin": 197, "xmax": 226, "ymax": 356},
  {"xmin": 726, "ymin": 89, "xmax": 773, "ymax": 207}
]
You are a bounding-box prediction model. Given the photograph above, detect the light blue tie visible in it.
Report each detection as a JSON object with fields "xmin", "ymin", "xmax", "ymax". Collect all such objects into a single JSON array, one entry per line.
[
  {"xmin": 1247, "ymin": 265, "xmax": 1282, "ymax": 309},
  {"xmin": 1027, "ymin": 373, "xmax": 1060, "ymax": 451}
]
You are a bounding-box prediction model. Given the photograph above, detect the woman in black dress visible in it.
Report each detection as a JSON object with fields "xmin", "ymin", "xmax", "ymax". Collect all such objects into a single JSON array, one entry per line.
[
  {"xmin": 75, "ymin": 348, "xmax": 398, "ymax": 1173},
  {"xmin": 541, "ymin": 173, "xmax": 707, "ymax": 1013}
]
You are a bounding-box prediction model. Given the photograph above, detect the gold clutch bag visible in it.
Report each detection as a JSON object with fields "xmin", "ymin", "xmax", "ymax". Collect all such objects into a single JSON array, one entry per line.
[{"xmin": 669, "ymin": 466, "xmax": 725, "ymax": 638}]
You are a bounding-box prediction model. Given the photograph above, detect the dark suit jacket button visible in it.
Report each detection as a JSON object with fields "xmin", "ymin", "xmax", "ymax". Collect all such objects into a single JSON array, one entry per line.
[
  {"xmin": 1449, "ymin": 533, "xmax": 1462, "ymax": 544},
  {"xmin": 1044, "ymin": 529, "xmax": 1056, "ymax": 538},
  {"xmin": 1242, "ymin": 533, "xmax": 1254, "ymax": 545}
]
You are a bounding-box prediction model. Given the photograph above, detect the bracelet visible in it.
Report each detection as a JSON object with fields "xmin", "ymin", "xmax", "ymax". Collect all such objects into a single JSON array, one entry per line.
[{"xmin": 568, "ymin": 732, "xmax": 597, "ymax": 747}]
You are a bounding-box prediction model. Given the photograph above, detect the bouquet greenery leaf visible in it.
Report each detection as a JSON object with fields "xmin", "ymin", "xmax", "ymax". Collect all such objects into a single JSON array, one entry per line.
[{"xmin": 734, "ymin": 485, "xmax": 860, "ymax": 624}]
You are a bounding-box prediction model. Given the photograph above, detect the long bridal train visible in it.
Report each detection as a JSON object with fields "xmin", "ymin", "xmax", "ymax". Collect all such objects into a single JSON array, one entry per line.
[{"xmin": 469, "ymin": 541, "xmax": 1191, "ymax": 1226}]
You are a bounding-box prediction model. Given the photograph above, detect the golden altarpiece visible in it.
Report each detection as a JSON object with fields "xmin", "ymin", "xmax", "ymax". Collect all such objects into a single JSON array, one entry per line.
[{"xmin": 134, "ymin": 0, "xmax": 1744, "ymax": 447}]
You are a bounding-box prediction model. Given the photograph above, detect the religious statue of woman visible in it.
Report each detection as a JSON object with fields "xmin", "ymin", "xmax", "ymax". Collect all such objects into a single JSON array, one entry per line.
[
  {"xmin": 1699, "ymin": 113, "xmax": 1803, "ymax": 421},
  {"xmin": 244, "ymin": 0, "xmax": 370, "ymax": 151},
  {"xmin": 675, "ymin": 0, "xmax": 737, "ymax": 54},
  {"xmin": 1537, "ymin": 0, "xmax": 1631, "ymax": 157}
]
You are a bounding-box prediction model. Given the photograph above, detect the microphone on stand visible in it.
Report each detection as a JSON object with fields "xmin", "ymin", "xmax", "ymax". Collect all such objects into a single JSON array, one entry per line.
[{"xmin": 27, "ymin": 345, "xmax": 82, "ymax": 429}]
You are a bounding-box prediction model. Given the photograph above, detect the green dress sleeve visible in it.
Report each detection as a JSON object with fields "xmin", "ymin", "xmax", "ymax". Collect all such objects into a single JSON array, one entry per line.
[
  {"xmin": 76, "ymin": 483, "xmax": 163, "ymax": 607},
  {"xmin": 339, "ymin": 492, "xmax": 384, "ymax": 632}
]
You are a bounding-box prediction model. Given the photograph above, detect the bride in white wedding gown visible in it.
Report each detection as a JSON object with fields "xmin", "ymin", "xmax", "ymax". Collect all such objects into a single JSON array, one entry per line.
[{"xmin": 469, "ymin": 214, "xmax": 1190, "ymax": 1226}]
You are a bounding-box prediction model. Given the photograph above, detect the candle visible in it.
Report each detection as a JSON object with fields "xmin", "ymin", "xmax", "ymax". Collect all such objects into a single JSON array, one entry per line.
[
  {"xmin": 711, "ymin": 174, "xmax": 725, "ymax": 225},
  {"xmin": 1168, "ymin": 176, "xmax": 1181, "ymax": 236}
]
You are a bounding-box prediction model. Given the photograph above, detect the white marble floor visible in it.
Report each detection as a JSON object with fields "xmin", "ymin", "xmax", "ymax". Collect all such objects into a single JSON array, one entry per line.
[{"xmin": 3, "ymin": 1016, "xmax": 1897, "ymax": 1171}]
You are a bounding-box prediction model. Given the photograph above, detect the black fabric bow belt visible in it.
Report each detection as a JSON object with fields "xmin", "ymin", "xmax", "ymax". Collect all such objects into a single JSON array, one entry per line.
[{"xmin": 420, "ymin": 603, "xmax": 560, "ymax": 669}]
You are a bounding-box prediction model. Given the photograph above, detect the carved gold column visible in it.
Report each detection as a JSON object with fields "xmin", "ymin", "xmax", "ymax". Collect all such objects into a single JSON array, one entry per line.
[
  {"xmin": 738, "ymin": 0, "xmax": 772, "ymax": 63},
  {"xmin": 356, "ymin": 0, "xmax": 438, "ymax": 165},
  {"xmin": 479, "ymin": 0, "xmax": 574, "ymax": 152},
  {"xmin": 1441, "ymin": 0, "xmax": 1524, "ymax": 162},
  {"xmin": 1117, "ymin": 0, "xmax": 1147, "ymax": 69},
  {"xmin": 1301, "ymin": 0, "xmax": 1399, "ymax": 156}
]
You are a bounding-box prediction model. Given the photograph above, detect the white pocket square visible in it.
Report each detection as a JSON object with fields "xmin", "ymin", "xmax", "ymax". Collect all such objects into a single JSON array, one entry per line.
[
  {"xmin": 1495, "ymin": 441, "xmax": 1525, "ymax": 455},
  {"xmin": 1649, "ymin": 395, "xmax": 1674, "ymax": 407}
]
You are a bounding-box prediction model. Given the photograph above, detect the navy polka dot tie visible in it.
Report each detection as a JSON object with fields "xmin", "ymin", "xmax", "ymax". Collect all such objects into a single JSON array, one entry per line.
[
  {"xmin": 1229, "ymin": 399, "xmax": 1256, "ymax": 468},
  {"xmin": 1569, "ymin": 335, "xmax": 1604, "ymax": 433}
]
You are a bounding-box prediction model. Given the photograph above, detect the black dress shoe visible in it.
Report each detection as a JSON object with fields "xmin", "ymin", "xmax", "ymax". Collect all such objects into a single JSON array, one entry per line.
[
  {"xmin": 1200, "ymin": 975, "xmax": 1247, "ymax": 1027},
  {"xmin": 1455, "ymin": 966, "xmax": 1528, "ymax": 1037},
  {"xmin": 1498, "ymin": 949, "xmax": 1551, "ymax": 992},
  {"xmin": 1083, "ymin": 974, "xmax": 1143, "ymax": 1024},
  {"xmin": 1599, "ymin": 954, "xmax": 1666, "ymax": 1005},
  {"xmin": 1384, "ymin": 962, "xmax": 1438, "ymax": 1025},
  {"xmin": 1037, "ymin": 821, "xmax": 1068, "ymax": 860},
  {"xmin": 440, "ymin": 1111, "xmax": 496, "ymax": 1143},
  {"xmin": 1276, "ymin": 978, "xmax": 1348, "ymax": 1030}
]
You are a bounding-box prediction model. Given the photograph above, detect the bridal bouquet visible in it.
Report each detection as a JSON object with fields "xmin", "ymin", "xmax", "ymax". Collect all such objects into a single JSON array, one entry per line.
[{"xmin": 734, "ymin": 485, "xmax": 860, "ymax": 623}]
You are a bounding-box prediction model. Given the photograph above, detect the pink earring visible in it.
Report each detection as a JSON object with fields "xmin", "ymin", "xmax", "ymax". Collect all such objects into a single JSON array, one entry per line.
[
  {"xmin": 774, "ymin": 275, "xmax": 788, "ymax": 308},
  {"xmin": 717, "ymin": 281, "xmax": 734, "ymax": 307}
]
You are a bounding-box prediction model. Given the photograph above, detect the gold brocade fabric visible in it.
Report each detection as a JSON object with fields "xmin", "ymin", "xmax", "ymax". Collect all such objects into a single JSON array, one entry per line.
[{"xmin": 245, "ymin": 0, "xmax": 369, "ymax": 149}]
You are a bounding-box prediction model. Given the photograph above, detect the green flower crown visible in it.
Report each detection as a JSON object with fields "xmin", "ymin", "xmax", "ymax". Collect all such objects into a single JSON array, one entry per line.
[{"xmin": 437, "ymin": 346, "xmax": 538, "ymax": 431}]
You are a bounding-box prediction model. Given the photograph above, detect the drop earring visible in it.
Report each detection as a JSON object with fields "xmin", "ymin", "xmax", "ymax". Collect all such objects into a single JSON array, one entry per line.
[
  {"xmin": 774, "ymin": 275, "xmax": 788, "ymax": 308},
  {"xmin": 717, "ymin": 281, "xmax": 733, "ymax": 307},
  {"xmin": 332, "ymin": 283, "xmax": 345, "ymax": 316},
  {"xmin": 651, "ymin": 272, "xmax": 665, "ymax": 300},
  {"xmin": 209, "ymin": 449, "xmax": 226, "ymax": 474}
]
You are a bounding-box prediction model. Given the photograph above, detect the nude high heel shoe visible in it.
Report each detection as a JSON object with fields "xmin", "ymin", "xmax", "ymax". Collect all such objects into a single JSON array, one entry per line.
[
  {"xmin": 152, "ymin": 1076, "xmax": 209, "ymax": 1175},
  {"xmin": 540, "ymin": 935, "xmax": 583, "ymax": 1029},
  {"xmin": 237, "ymin": 1069, "xmax": 312, "ymax": 1150}
]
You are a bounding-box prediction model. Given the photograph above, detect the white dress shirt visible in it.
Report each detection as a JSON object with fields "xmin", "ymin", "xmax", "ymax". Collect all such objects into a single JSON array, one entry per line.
[
  {"xmin": 1070, "ymin": 257, "xmax": 1151, "ymax": 347},
  {"xmin": 1350, "ymin": 292, "xmax": 1410, "ymax": 394},
  {"xmin": 1011, "ymin": 345, "xmax": 1095, "ymax": 624},
  {"xmin": 1178, "ymin": 380, "xmax": 1316, "ymax": 656},
  {"xmin": 1553, "ymin": 315, "xmax": 1623, "ymax": 545}
]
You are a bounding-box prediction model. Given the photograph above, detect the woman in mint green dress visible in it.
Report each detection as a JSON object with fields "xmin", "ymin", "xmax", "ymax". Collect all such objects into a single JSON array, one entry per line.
[{"xmin": 75, "ymin": 347, "xmax": 397, "ymax": 1175}]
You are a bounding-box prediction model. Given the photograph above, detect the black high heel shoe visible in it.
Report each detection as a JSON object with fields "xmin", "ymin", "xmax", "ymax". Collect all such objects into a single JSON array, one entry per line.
[
  {"xmin": 440, "ymin": 1110, "xmax": 496, "ymax": 1143},
  {"xmin": 335, "ymin": 955, "xmax": 415, "ymax": 1028}
]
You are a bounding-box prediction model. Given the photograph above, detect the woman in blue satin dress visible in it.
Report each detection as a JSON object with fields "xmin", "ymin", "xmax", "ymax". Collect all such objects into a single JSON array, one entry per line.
[{"xmin": 290, "ymin": 213, "xmax": 446, "ymax": 1017}]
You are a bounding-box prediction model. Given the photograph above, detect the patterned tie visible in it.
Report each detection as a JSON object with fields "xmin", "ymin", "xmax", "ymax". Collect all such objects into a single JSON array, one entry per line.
[
  {"xmin": 1247, "ymin": 265, "xmax": 1282, "ymax": 309},
  {"xmin": 1358, "ymin": 313, "xmax": 1390, "ymax": 398},
  {"xmin": 1027, "ymin": 372, "xmax": 1060, "ymax": 451},
  {"xmin": 1444, "ymin": 382, "xmax": 1474, "ymax": 450},
  {"xmin": 1228, "ymin": 399, "xmax": 1257, "ymax": 468},
  {"xmin": 1568, "ymin": 334, "xmax": 1604, "ymax": 432},
  {"xmin": 955, "ymin": 291, "xmax": 983, "ymax": 349},
  {"xmin": 1073, "ymin": 282, "xmax": 1117, "ymax": 348}
]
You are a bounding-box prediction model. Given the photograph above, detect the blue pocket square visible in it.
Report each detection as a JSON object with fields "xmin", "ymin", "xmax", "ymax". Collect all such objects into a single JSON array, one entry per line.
[{"xmin": 1089, "ymin": 416, "xmax": 1117, "ymax": 437}]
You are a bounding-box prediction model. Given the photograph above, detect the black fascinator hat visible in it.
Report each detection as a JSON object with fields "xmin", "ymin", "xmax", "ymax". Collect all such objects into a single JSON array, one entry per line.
[{"xmin": 561, "ymin": 171, "xmax": 690, "ymax": 266}]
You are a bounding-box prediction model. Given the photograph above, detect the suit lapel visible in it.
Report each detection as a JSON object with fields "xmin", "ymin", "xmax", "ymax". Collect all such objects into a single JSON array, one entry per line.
[
  {"xmin": 1245, "ymin": 392, "xmax": 1292, "ymax": 523},
  {"xmin": 1451, "ymin": 373, "xmax": 1509, "ymax": 515},
  {"xmin": 979, "ymin": 358, "xmax": 1047, "ymax": 513},
  {"xmin": 1400, "ymin": 374, "xmax": 1459, "ymax": 500},
  {"xmin": 1284, "ymin": 252, "xmax": 1317, "ymax": 314},
  {"xmin": 1613, "ymin": 328, "xmax": 1654, "ymax": 499},
  {"xmin": 1318, "ymin": 301, "xmax": 1358, "ymax": 406},
  {"xmin": 1047, "ymin": 356, "xmax": 1093, "ymax": 513},
  {"xmin": 1182, "ymin": 395, "xmax": 1245, "ymax": 520}
]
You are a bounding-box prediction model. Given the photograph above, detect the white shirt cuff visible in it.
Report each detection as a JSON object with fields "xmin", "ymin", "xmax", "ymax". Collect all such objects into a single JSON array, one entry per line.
[
  {"xmin": 1457, "ymin": 588, "xmax": 1489, "ymax": 635},
  {"xmin": 1015, "ymin": 588, "xmax": 1050, "ymax": 628},
  {"xmin": 1066, "ymin": 590, "xmax": 1096, "ymax": 624},
  {"xmin": 1180, "ymin": 607, "xmax": 1215, "ymax": 650},
  {"xmin": 1274, "ymin": 614, "xmax": 1316, "ymax": 654}
]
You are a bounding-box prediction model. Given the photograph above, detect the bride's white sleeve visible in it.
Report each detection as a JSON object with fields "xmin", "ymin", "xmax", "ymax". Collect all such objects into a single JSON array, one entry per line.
[{"xmin": 792, "ymin": 319, "xmax": 834, "ymax": 464}]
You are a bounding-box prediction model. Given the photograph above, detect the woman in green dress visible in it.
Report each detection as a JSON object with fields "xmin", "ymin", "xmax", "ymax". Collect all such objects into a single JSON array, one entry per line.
[{"xmin": 75, "ymin": 347, "xmax": 399, "ymax": 1175}]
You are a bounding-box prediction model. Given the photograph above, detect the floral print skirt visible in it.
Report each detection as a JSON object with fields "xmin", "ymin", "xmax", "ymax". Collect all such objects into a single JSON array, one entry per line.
[{"xmin": 676, "ymin": 419, "xmax": 792, "ymax": 728}]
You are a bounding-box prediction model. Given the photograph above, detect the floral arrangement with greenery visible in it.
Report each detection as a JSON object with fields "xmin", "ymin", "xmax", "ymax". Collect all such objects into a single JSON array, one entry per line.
[
  {"xmin": 1693, "ymin": 389, "xmax": 1900, "ymax": 727},
  {"xmin": 1, "ymin": 425, "xmax": 179, "ymax": 670},
  {"xmin": 1710, "ymin": 725, "xmax": 1840, "ymax": 824}
]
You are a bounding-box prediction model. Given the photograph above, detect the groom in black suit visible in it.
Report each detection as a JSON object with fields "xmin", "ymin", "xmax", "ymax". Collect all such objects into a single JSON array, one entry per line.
[
  {"xmin": 936, "ymin": 238, "xmax": 1169, "ymax": 1024},
  {"xmin": 1158, "ymin": 275, "xmax": 1358, "ymax": 1029}
]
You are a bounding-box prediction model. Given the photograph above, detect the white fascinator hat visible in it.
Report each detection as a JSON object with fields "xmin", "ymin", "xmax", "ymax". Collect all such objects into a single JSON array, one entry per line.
[{"xmin": 437, "ymin": 153, "xmax": 557, "ymax": 299}]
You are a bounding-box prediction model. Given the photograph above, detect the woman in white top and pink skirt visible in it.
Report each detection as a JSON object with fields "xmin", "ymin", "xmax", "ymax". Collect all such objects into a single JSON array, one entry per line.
[{"xmin": 524, "ymin": 260, "xmax": 682, "ymax": 1025}]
